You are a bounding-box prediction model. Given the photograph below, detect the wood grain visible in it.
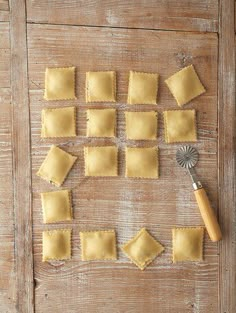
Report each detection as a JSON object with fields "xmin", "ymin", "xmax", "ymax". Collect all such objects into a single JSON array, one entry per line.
[
  {"xmin": 28, "ymin": 24, "xmax": 219, "ymax": 313},
  {"xmin": 0, "ymin": 0, "xmax": 9, "ymax": 22},
  {"xmin": 10, "ymin": 0, "xmax": 34, "ymax": 312},
  {"xmin": 26, "ymin": 0, "xmax": 218, "ymax": 32},
  {"xmin": 218, "ymin": 1, "xmax": 236, "ymax": 312},
  {"xmin": 0, "ymin": 0, "xmax": 9, "ymax": 11},
  {"xmin": 0, "ymin": 21, "xmax": 16, "ymax": 313}
]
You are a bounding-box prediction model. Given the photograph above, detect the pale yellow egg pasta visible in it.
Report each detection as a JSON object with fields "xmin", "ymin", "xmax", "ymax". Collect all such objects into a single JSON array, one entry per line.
[
  {"xmin": 80, "ymin": 230, "xmax": 117, "ymax": 261},
  {"xmin": 44, "ymin": 67, "xmax": 76, "ymax": 101},
  {"xmin": 172, "ymin": 227, "xmax": 204, "ymax": 263},
  {"xmin": 163, "ymin": 109, "xmax": 197, "ymax": 143},
  {"xmin": 125, "ymin": 147, "xmax": 158, "ymax": 178},
  {"xmin": 122, "ymin": 228, "xmax": 164, "ymax": 270},
  {"xmin": 125, "ymin": 111, "xmax": 157, "ymax": 140},
  {"xmin": 42, "ymin": 229, "xmax": 72, "ymax": 262},
  {"xmin": 86, "ymin": 71, "xmax": 116, "ymax": 102},
  {"xmin": 165, "ymin": 65, "xmax": 205, "ymax": 106},
  {"xmin": 86, "ymin": 108, "xmax": 116, "ymax": 138},
  {"xmin": 41, "ymin": 107, "xmax": 76, "ymax": 138},
  {"xmin": 84, "ymin": 146, "xmax": 118, "ymax": 176},
  {"xmin": 127, "ymin": 71, "xmax": 159, "ymax": 104},
  {"xmin": 41, "ymin": 190, "xmax": 72, "ymax": 224},
  {"xmin": 37, "ymin": 145, "xmax": 77, "ymax": 187}
]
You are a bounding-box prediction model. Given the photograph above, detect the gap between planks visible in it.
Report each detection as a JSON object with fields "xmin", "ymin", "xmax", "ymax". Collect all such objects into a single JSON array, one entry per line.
[{"xmin": 26, "ymin": 20, "xmax": 218, "ymax": 34}]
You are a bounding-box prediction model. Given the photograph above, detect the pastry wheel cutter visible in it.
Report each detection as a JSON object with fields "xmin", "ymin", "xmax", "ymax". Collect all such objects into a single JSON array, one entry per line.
[{"xmin": 176, "ymin": 145, "xmax": 222, "ymax": 242}]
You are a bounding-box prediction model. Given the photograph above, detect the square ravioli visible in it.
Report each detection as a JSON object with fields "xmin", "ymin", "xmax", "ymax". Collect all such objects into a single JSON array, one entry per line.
[
  {"xmin": 122, "ymin": 228, "xmax": 164, "ymax": 270},
  {"xmin": 41, "ymin": 107, "xmax": 76, "ymax": 138},
  {"xmin": 87, "ymin": 108, "xmax": 116, "ymax": 138},
  {"xmin": 163, "ymin": 110, "xmax": 197, "ymax": 143},
  {"xmin": 125, "ymin": 147, "xmax": 158, "ymax": 178},
  {"xmin": 172, "ymin": 227, "xmax": 204, "ymax": 263},
  {"xmin": 165, "ymin": 65, "xmax": 206, "ymax": 106},
  {"xmin": 41, "ymin": 190, "xmax": 72, "ymax": 223},
  {"xmin": 44, "ymin": 67, "xmax": 76, "ymax": 101},
  {"xmin": 42, "ymin": 229, "xmax": 72, "ymax": 262},
  {"xmin": 84, "ymin": 146, "xmax": 118, "ymax": 176},
  {"xmin": 86, "ymin": 71, "xmax": 116, "ymax": 102},
  {"xmin": 127, "ymin": 71, "xmax": 159, "ymax": 104},
  {"xmin": 37, "ymin": 145, "xmax": 77, "ymax": 187},
  {"xmin": 125, "ymin": 111, "xmax": 157, "ymax": 140},
  {"xmin": 80, "ymin": 230, "xmax": 117, "ymax": 261}
]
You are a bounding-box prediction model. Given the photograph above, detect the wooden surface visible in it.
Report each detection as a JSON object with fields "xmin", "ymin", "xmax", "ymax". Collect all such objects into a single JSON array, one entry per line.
[
  {"xmin": 218, "ymin": 1, "xmax": 236, "ymax": 312},
  {"xmin": 10, "ymin": 0, "xmax": 34, "ymax": 311},
  {"xmin": 0, "ymin": 1, "xmax": 235, "ymax": 312}
]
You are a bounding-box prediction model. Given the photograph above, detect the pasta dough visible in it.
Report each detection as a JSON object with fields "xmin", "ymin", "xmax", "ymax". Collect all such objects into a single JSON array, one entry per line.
[
  {"xmin": 41, "ymin": 190, "xmax": 72, "ymax": 223},
  {"xmin": 122, "ymin": 228, "xmax": 164, "ymax": 270},
  {"xmin": 44, "ymin": 67, "xmax": 76, "ymax": 101},
  {"xmin": 164, "ymin": 110, "xmax": 197, "ymax": 143},
  {"xmin": 37, "ymin": 145, "xmax": 77, "ymax": 187},
  {"xmin": 86, "ymin": 71, "xmax": 116, "ymax": 102},
  {"xmin": 165, "ymin": 65, "xmax": 205, "ymax": 106},
  {"xmin": 172, "ymin": 227, "xmax": 204, "ymax": 263},
  {"xmin": 87, "ymin": 108, "xmax": 116, "ymax": 138},
  {"xmin": 125, "ymin": 147, "xmax": 158, "ymax": 178},
  {"xmin": 84, "ymin": 146, "xmax": 118, "ymax": 176},
  {"xmin": 127, "ymin": 71, "xmax": 159, "ymax": 105},
  {"xmin": 42, "ymin": 229, "xmax": 72, "ymax": 262},
  {"xmin": 80, "ymin": 230, "xmax": 117, "ymax": 261},
  {"xmin": 41, "ymin": 107, "xmax": 76, "ymax": 138},
  {"xmin": 125, "ymin": 111, "xmax": 157, "ymax": 140}
]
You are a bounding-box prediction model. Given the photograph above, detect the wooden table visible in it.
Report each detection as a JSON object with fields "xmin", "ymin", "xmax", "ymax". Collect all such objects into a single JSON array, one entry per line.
[{"xmin": 0, "ymin": 1, "xmax": 235, "ymax": 312}]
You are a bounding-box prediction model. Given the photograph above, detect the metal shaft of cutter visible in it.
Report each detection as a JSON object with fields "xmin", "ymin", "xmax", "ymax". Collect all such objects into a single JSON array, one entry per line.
[{"xmin": 188, "ymin": 167, "xmax": 202, "ymax": 190}]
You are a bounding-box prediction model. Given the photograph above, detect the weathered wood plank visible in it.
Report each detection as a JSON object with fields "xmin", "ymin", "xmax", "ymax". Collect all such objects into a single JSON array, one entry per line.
[
  {"xmin": 218, "ymin": 1, "xmax": 236, "ymax": 313},
  {"xmin": 0, "ymin": 22, "xmax": 10, "ymax": 86},
  {"xmin": 0, "ymin": 22, "xmax": 16, "ymax": 313},
  {"xmin": 0, "ymin": 0, "xmax": 9, "ymax": 21},
  {"xmin": 26, "ymin": 0, "xmax": 218, "ymax": 32},
  {"xmin": 0, "ymin": 90, "xmax": 16, "ymax": 313},
  {"xmin": 10, "ymin": 0, "xmax": 34, "ymax": 312},
  {"xmin": 0, "ymin": 0, "xmax": 9, "ymax": 11},
  {"xmin": 28, "ymin": 24, "xmax": 219, "ymax": 313}
]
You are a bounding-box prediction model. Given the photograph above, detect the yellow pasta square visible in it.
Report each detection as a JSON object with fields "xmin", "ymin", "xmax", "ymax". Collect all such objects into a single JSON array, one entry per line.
[
  {"xmin": 125, "ymin": 111, "xmax": 157, "ymax": 140},
  {"xmin": 165, "ymin": 65, "xmax": 206, "ymax": 106},
  {"xmin": 172, "ymin": 227, "xmax": 204, "ymax": 263},
  {"xmin": 127, "ymin": 71, "xmax": 159, "ymax": 105},
  {"xmin": 80, "ymin": 230, "xmax": 117, "ymax": 261},
  {"xmin": 86, "ymin": 71, "xmax": 116, "ymax": 102},
  {"xmin": 122, "ymin": 228, "xmax": 164, "ymax": 270},
  {"xmin": 41, "ymin": 190, "xmax": 72, "ymax": 223},
  {"xmin": 84, "ymin": 146, "xmax": 118, "ymax": 177},
  {"xmin": 87, "ymin": 108, "xmax": 116, "ymax": 137},
  {"xmin": 164, "ymin": 110, "xmax": 197, "ymax": 143},
  {"xmin": 44, "ymin": 67, "xmax": 76, "ymax": 101},
  {"xmin": 37, "ymin": 145, "xmax": 77, "ymax": 187},
  {"xmin": 42, "ymin": 229, "xmax": 72, "ymax": 262},
  {"xmin": 125, "ymin": 147, "xmax": 158, "ymax": 178},
  {"xmin": 41, "ymin": 107, "xmax": 76, "ymax": 138}
]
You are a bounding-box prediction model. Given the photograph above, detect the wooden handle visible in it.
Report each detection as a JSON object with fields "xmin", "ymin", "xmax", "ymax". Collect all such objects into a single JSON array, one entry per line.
[{"xmin": 194, "ymin": 188, "xmax": 222, "ymax": 242}]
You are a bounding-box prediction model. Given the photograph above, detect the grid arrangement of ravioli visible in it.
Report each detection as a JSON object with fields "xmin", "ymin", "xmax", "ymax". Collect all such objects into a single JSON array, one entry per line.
[
  {"xmin": 38, "ymin": 64, "xmax": 207, "ymax": 264},
  {"xmin": 40, "ymin": 66, "xmax": 79, "ymax": 262}
]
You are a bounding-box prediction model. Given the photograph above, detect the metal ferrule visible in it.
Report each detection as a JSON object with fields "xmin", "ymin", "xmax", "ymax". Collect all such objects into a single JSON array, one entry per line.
[{"xmin": 192, "ymin": 181, "xmax": 203, "ymax": 190}]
